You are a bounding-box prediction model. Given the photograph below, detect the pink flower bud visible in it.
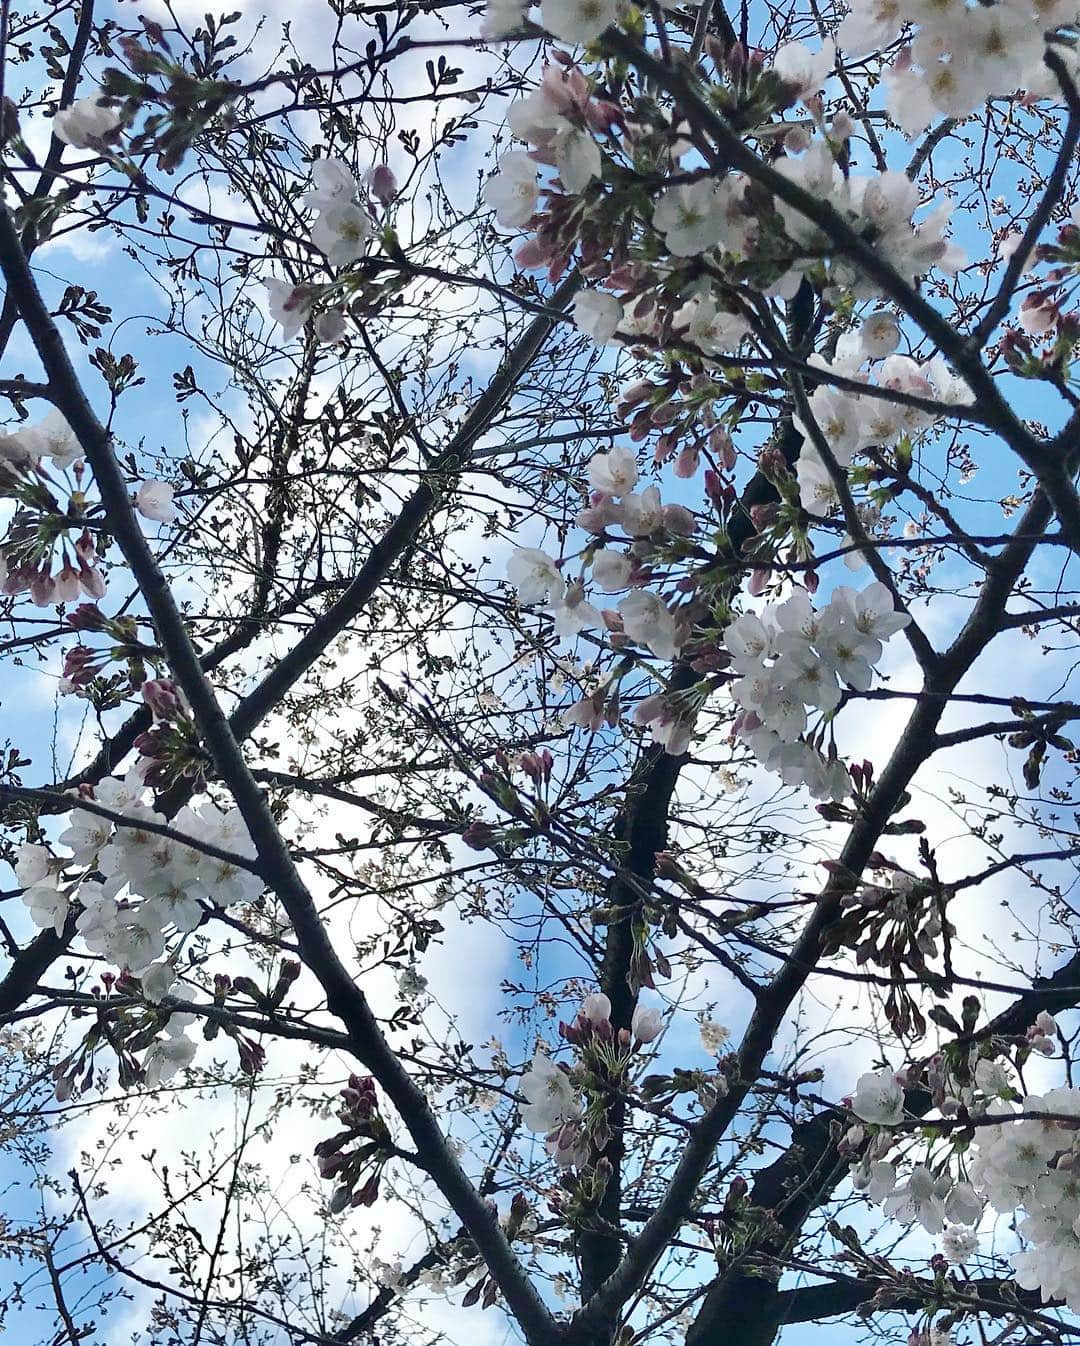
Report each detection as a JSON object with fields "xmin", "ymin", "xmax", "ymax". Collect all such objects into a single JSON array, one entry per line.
[
  {"xmin": 515, "ymin": 238, "xmax": 555, "ymax": 270},
  {"xmin": 462, "ymin": 820, "xmax": 495, "ymax": 851},
  {"xmin": 30, "ymin": 567, "xmax": 57, "ymax": 606},
  {"xmin": 142, "ymin": 678, "xmax": 185, "ymax": 722},
  {"xmin": 79, "ymin": 564, "xmax": 107, "ymax": 599},
  {"xmin": 662, "ymin": 504, "xmax": 696, "ymax": 536},
  {"xmin": 55, "ymin": 561, "xmax": 82, "ymax": 604},
  {"xmin": 366, "ymin": 164, "xmax": 397, "ymax": 204},
  {"xmin": 674, "ymin": 445, "xmax": 700, "ymax": 478},
  {"xmin": 631, "ymin": 1005, "xmax": 663, "ymax": 1043},
  {"xmin": 1019, "ymin": 291, "xmax": 1058, "ymax": 335}
]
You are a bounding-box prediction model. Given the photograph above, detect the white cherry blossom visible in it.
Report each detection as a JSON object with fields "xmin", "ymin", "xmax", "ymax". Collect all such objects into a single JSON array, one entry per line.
[
  {"xmin": 519, "ymin": 1050, "xmax": 580, "ymax": 1131},
  {"xmin": 24, "ymin": 883, "xmax": 70, "ymax": 936},
  {"xmin": 652, "ymin": 180, "xmax": 727, "ymax": 257},
  {"xmin": 265, "ymin": 279, "xmax": 314, "ymax": 340},
  {"xmin": 507, "ymin": 547, "xmax": 565, "ymax": 604},
  {"xmin": 483, "ymin": 152, "xmax": 539, "ymax": 228},
  {"xmin": 618, "ymin": 589, "xmax": 679, "ymax": 660},
  {"xmin": 621, "ymin": 485, "xmax": 663, "ymax": 536},
  {"xmin": 539, "ymin": 0, "xmax": 619, "ymax": 43},
  {"xmin": 53, "ymin": 93, "xmax": 121, "ymax": 147},
  {"xmin": 136, "ymin": 479, "xmax": 178, "ymax": 523},
  {"xmin": 311, "ymin": 202, "xmax": 370, "ymax": 266},
  {"xmin": 851, "ymin": 1069, "xmax": 905, "ymax": 1125},
  {"xmin": 587, "ymin": 447, "xmax": 638, "ymax": 497},
  {"xmin": 144, "ymin": 1030, "xmax": 197, "ymax": 1086},
  {"xmin": 573, "ymin": 291, "xmax": 623, "ymax": 345},
  {"xmin": 590, "ymin": 549, "xmax": 633, "ymax": 591}
]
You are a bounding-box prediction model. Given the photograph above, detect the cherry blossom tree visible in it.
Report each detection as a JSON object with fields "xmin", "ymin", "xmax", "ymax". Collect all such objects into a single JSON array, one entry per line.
[{"xmin": 2, "ymin": 1, "xmax": 1080, "ymax": 1345}]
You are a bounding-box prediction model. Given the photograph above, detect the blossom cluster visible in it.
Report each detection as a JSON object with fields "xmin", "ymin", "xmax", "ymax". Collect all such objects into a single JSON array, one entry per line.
[
  {"xmin": 507, "ymin": 430, "xmax": 910, "ymax": 785},
  {"xmin": 486, "ymin": 48, "xmax": 963, "ymax": 335},
  {"xmin": 16, "ymin": 769, "xmax": 262, "ymax": 1080},
  {"xmin": 847, "ymin": 1013, "xmax": 1077, "ymax": 1304},
  {"xmin": 725, "ymin": 583, "xmax": 910, "ymax": 797},
  {"xmin": 0, "ymin": 410, "xmax": 105, "ymax": 605},
  {"xmin": 489, "ymin": 41, "xmax": 949, "ymax": 795},
  {"xmin": 792, "ymin": 334, "xmax": 970, "ymax": 520},
  {"xmin": 264, "ymin": 157, "xmax": 396, "ymax": 342},
  {"xmin": 518, "ymin": 992, "xmax": 662, "ymax": 1169},
  {"xmin": 507, "ymin": 443, "xmax": 691, "ymax": 655},
  {"xmin": 974, "ymin": 1085, "xmax": 1080, "ymax": 1309},
  {"xmin": 317, "ymin": 1075, "xmax": 393, "ymax": 1212},
  {"xmin": 0, "ymin": 406, "xmax": 176, "ymax": 609},
  {"xmin": 836, "ymin": 0, "xmax": 1080, "ymax": 136}
]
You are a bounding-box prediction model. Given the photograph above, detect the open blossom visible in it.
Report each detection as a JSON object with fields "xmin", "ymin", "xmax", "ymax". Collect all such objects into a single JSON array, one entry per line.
[
  {"xmin": 316, "ymin": 310, "xmax": 347, "ymax": 343},
  {"xmin": 851, "ymin": 1069, "xmax": 904, "ymax": 1125},
  {"xmin": 508, "ymin": 75, "xmax": 578, "ymax": 142},
  {"xmin": 549, "ymin": 584, "xmax": 601, "ymax": 636},
  {"xmin": 652, "ymin": 180, "xmax": 727, "ymax": 257},
  {"xmin": 57, "ymin": 811, "xmax": 113, "ymax": 865},
  {"xmin": 974, "ymin": 1057, "xmax": 1013, "ymax": 1099},
  {"xmin": 632, "ymin": 1004, "xmax": 663, "ymax": 1042},
  {"xmin": 837, "ymin": 0, "xmax": 903, "ymax": 54},
  {"xmin": 859, "ymin": 311, "xmax": 900, "ymax": 358},
  {"xmin": 519, "ymin": 1049, "xmax": 580, "ymax": 1131},
  {"xmin": 590, "ymin": 549, "xmax": 633, "ymax": 591},
  {"xmin": 944, "ymin": 1181, "xmax": 983, "ymax": 1227},
  {"xmin": 587, "ymin": 447, "xmax": 638, "ymax": 497},
  {"xmin": 310, "ymin": 202, "xmax": 370, "ymax": 266},
  {"xmin": 136, "ymin": 479, "xmax": 178, "ymax": 523},
  {"xmin": 724, "ymin": 612, "xmax": 774, "ymax": 673},
  {"xmin": 539, "ymin": 0, "xmax": 619, "ymax": 43},
  {"xmin": 30, "ymin": 410, "xmax": 82, "ymax": 468},
  {"xmin": 797, "ymin": 449, "xmax": 842, "ymax": 517},
  {"xmin": 185, "ymin": 802, "xmax": 261, "ymax": 906},
  {"xmin": 828, "ymin": 582, "xmax": 911, "ymax": 660},
  {"xmin": 618, "ymin": 589, "xmax": 679, "ymax": 660},
  {"xmin": 302, "ymin": 158, "xmax": 359, "ymax": 210},
  {"xmin": 507, "ymin": 547, "xmax": 564, "ymax": 604},
  {"xmin": 574, "ymin": 291, "xmax": 623, "ymax": 345},
  {"xmin": 483, "ymin": 152, "xmax": 539, "ymax": 229},
  {"xmin": 15, "ymin": 843, "xmax": 51, "ymax": 888},
  {"xmin": 23, "ymin": 883, "xmax": 71, "ymax": 936},
  {"xmin": 265, "ymin": 278, "xmax": 315, "ymax": 340},
  {"xmin": 854, "ymin": 1158, "xmax": 898, "ymax": 1205},
  {"xmin": 773, "ymin": 38, "xmax": 835, "ymax": 97},
  {"xmin": 673, "ymin": 293, "xmax": 748, "ymax": 356},
  {"xmin": 770, "ymin": 645, "xmax": 840, "ymax": 713},
  {"xmin": 143, "ymin": 1029, "xmax": 197, "ymax": 1086},
  {"xmin": 621, "ymin": 485, "xmax": 663, "ymax": 536},
  {"xmin": 556, "ymin": 128, "xmax": 602, "ymax": 193},
  {"xmin": 140, "ymin": 961, "xmax": 177, "ymax": 1002},
  {"xmin": 53, "ymin": 92, "xmax": 121, "ymax": 147},
  {"xmin": 699, "ymin": 1020, "xmax": 730, "ymax": 1054},
  {"xmin": 883, "ymin": 1164, "xmax": 950, "ymax": 1234}
]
